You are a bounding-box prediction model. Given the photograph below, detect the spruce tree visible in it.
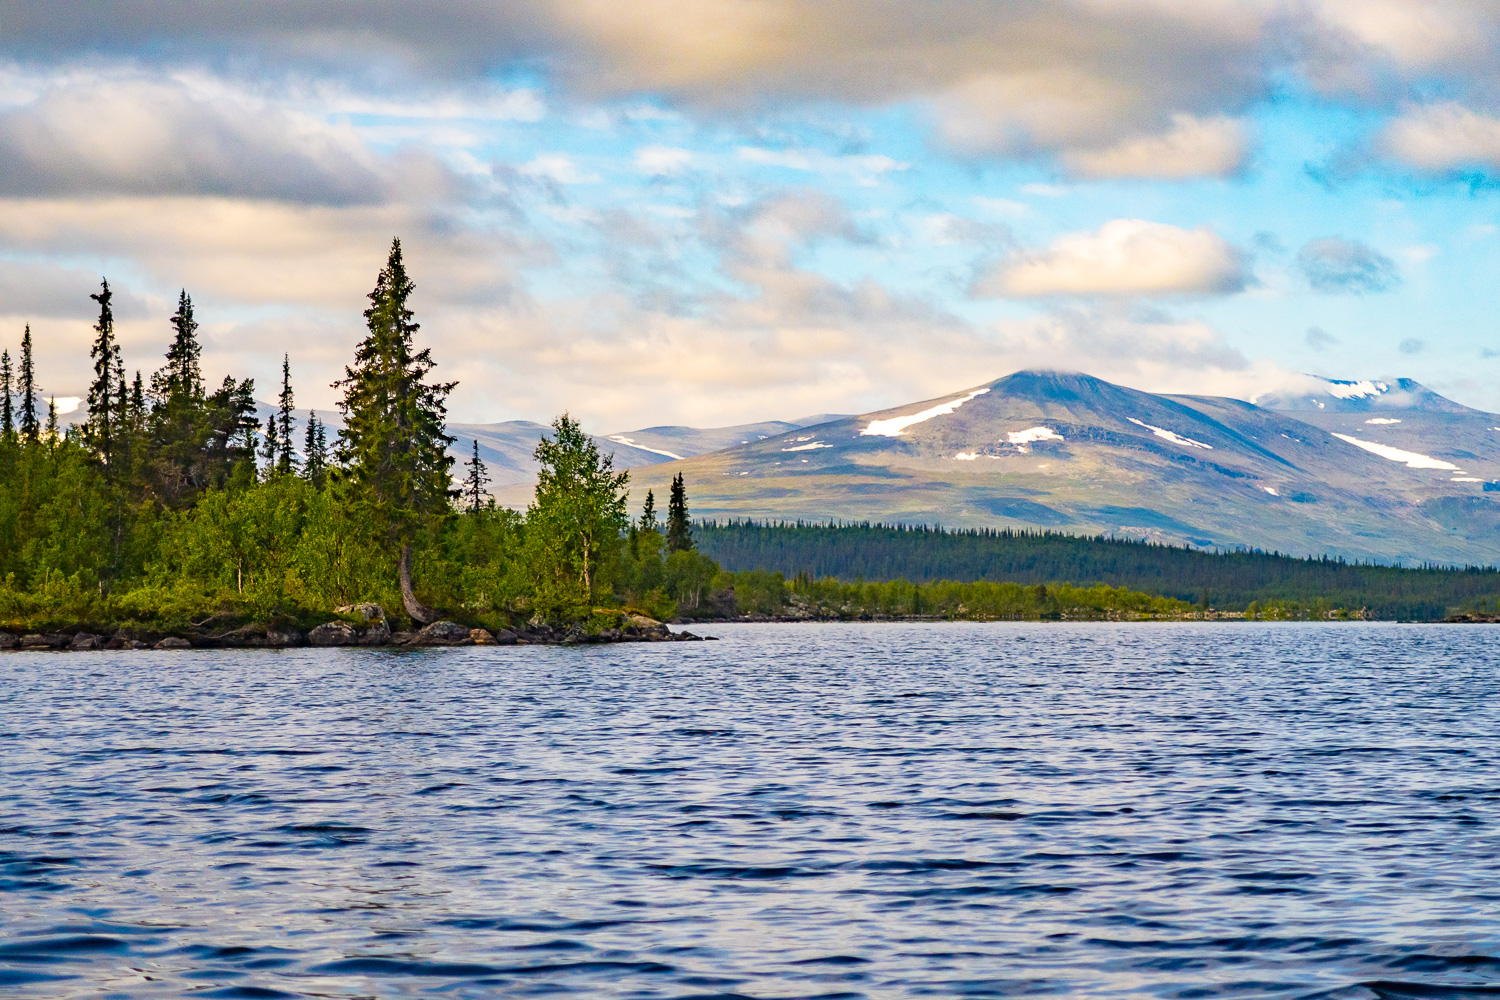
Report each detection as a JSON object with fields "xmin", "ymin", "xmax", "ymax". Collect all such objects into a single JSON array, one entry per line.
[
  {"xmin": 160, "ymin": 291, "xmax": 203, "ymax": 401},
  {"xmin": 0, "ymin": 348, "xmax": 13, "ymax": 440},
  {"xmin": 334, "ymin": 238, "xmax": 456, "ymax": 622},
  {"xmin": 667, "ymin": 473, "xmax": 693, "ymax": 552},
  {"xmin": 462, "ymin": 439, "xmax": 490, "ymax": 512},
  {"xmin": 18, "ymin": 325, "xmax": 38, "ymax": 442},
  {"xmin": 84, "ymin": 281, "xmax": 118, "ymax": 467},
  {"xmin": 45, "ymin": 397, "xmax": 57, "ymax": 442},
  {"xmin": 303, "ymin": 411, "xmax": 328, "ymax": 488},
  {"xmin": 639, "ymin": 490, "xmax": 657, "ymax": 532},
  {"xmin": 149, "ymin": 291, "xmax": 213, "ymax": 503},
  {"xmin": 275, "ymin": 355, "xmax": 297, "ymax": 477},
  {"xmin": 261, "ymin": 401, "xmax": 280, "ymax": 472}
]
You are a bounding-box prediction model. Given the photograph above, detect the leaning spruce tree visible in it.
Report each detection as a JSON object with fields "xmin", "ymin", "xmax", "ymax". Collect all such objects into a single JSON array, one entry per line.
[{"xmin": 335, "ymin": 239, "xmax": 456, "ymax": 623}]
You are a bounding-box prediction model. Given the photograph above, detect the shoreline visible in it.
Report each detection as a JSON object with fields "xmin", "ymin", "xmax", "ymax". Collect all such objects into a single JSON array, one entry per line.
[{"xmin": 0, "ymin": 614, "xmax": 716, "ymax": 652}]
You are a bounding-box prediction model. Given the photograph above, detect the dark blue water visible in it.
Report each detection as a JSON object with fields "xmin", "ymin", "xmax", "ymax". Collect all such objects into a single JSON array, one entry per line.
[{"xmin": 4, "ymin": 623, "xmax": 1500, "ymax": 999}]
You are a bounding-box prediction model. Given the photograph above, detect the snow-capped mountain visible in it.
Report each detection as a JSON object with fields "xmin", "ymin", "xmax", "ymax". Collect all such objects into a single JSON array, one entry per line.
[{"xmin": 626, "ymin": 370, "xmax": 1500, "ymax": 566}]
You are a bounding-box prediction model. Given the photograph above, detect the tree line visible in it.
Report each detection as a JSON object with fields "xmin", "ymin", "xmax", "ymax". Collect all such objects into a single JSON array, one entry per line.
[
  {"xmin": 0, "ymin": 240, "xmax": 721, "ymax": 633},
  {"xmin": 695, "ymin": 521, "xmax": 1500, "ymax": 620}
]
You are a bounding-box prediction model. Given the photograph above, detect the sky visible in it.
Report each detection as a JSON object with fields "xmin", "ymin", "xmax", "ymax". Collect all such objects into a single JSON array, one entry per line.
[{"xmin": 2, "ymin": 0, "xmax": 1500, "ymax": 429}]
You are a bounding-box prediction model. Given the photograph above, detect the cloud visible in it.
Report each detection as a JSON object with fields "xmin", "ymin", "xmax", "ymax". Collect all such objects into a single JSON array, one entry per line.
[
  {"xmin": 1305, "ymin": 326, "xmax": 1339, "ymax": 350},
  {"xmin": 977, "ymin": 219, "xmax": 1251, "ymax": 298},
  {"xmin": 0, "ymin": 76, "xmax": 425, "ymax": 204},
  {"xmin": 1296, "ymin": 237, "xmax": 1400, "ymax": 293},
  {"xmin": 5, "ymin": 1, "xmax": 1485, "ymax": 172},
  {"xmin": 0, "ymin": 260, "xmax": 153, "ymax": 320},
  {"xmin": 1064, "ymin": 114, "xmax": 1250, "ymax": 179},
  {"xmin": 634, "ymin": 145, "xmax": 694, "ymax": 175},
  {"xmin": 1379, "ymin": 102, "xmax": 1500, "ymax": 172},
  {"xmin": 517, "ymin": 154, "xmax": 599, "ymax": 184},
  {"xmin": 1399, "ymin": 337, "xmax": 1426, "ymax": 354},
  {"xmin": 736, "ymin": 147, "xmax": 909, "ymax": 184}
]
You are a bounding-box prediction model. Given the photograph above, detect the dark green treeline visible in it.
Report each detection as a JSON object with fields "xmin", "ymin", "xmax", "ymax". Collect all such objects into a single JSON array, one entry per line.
[
  {"xmin": 0, "ymin": 240, "xmax": 724, "ymax": 633},
  {"xmin": 696, "ymin": 521, "xmax": 1500, "ymax": 620}
]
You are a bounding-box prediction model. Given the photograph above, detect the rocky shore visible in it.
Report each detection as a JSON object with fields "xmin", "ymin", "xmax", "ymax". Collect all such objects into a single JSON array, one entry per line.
[{"xmin": 0, "ymin": 605, "xmax": 713, "ymax": 652}]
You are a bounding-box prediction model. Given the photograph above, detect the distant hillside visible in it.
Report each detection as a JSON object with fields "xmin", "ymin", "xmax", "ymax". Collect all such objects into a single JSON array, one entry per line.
[
  {"xmin": 631, "ymin": 369, "xmax": 1500, "ymax": 567},
  {"xmin": 697, "ymin": 521, "xmax": 1500, "ymax": 621}
]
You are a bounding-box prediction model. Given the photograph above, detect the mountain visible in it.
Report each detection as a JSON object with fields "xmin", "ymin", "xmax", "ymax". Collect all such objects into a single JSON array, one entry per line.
[
  {"xmin": 450, "ymin": 417, "xmax": 838, "ymax": 493},
  {"xmin": 626, "ymin": 370, "xmax": 1500, "ymax": 566},
  {"xmin": 1254, "ymin": 375, "xmax": 1475, "ymax": 413}
]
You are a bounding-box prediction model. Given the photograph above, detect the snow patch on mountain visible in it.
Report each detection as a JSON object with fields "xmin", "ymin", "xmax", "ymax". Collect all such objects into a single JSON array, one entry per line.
[
  {"xmin": 607, "ymin": 435, "xmax": 683, "ymax": 460},
  {"xmin": 1331, "ymin": 433, "xmax": 1459, "ymax": 470},
  {"xmin": 1365, "ymin": 418, "xmax": 1401, "ymax": 425},
  {"xmin": 781, "ymin": 441, "xmax": 831, "ymax": 452},
  {"xmin": 1128, "ymin": 417, "xmax": 1213, "ymax": 450},
  {"xmin": 1006, "ymin": 427, "xmax": 1063, "ymax": 445},
  {"xmin": 861, "ymin": 387, "xmax": 989, "ymax": 437},
  {"xmin": 954, "ymin": 451, "xmax": 979, "ymax": 461},
  {"xmin": 1326, "ymin": 379, "xmax": 1390, "ymax": 400}
]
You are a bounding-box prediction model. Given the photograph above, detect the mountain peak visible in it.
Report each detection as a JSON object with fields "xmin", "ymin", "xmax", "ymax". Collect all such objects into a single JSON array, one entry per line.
[{"xmin": 1255, "ymin": 375, "xmax": 1474, "ymax": 413}]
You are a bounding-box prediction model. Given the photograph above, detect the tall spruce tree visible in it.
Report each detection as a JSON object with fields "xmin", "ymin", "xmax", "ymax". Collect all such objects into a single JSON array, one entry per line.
[
  {"xmin": 84, "ymin": 281, "xmax": 118, "ymax": 467},
  {"xmin": 160, "ymin": 291, "xmax": 203, "ymax": 401},
  {"xmin": 275, "ymin": 355, "xmax": 297, "ymax": 477},
  {"xmin": 0, "ymin": 348, "xmax": 13, "ymax": 440},
  {"xmin": 334, "ymin": 238, "xmax": 456, "ymax": 622},
  {"xmin": 149, "ymin": 291, "xmax": 213, "ymax": 503},
  {"xmin": 462, "ymin": 439, "xmax": 490, "ymax": 512},
  {"xmin": 18, "ymin": 325, "xmax": 37, "ymax": 442},
  {"xmin": 667, "ymin": 473, "xmax": 693, "ymax": 552},
  {"xmin": 303, "ymin": 411, "xmax": 328, "ymax": 488},
  {"xmin": 639, "ymin": 490, "xmax": 657, "ymax": 532}
]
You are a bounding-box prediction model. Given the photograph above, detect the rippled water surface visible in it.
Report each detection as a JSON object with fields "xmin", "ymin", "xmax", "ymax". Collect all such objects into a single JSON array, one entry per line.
[{"xmin": 5, "ymin": 623, "xmax": 1500, "ymax": 999}]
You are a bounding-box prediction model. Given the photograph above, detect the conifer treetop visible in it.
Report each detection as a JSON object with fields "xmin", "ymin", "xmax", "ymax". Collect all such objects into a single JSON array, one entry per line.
[{"xmin": 335, "ymin": 238, "xmax": 456, "ymax": 532}]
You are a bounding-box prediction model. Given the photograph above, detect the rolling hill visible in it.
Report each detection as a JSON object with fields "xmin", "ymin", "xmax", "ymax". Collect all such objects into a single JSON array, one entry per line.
[{"xmin": 627, "ymin": 370, "xmax": 1500, "ymax": 566}]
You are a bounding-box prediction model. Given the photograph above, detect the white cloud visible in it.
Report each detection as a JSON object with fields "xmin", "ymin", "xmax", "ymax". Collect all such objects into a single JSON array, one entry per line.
[
  {"xmin": 736, "ymin": 147, "xmax": 909, "ymax": 184},
  {"xmin": 634, "ymin": 145, "xmax": 694, "ymax": 175},
  {"xmin": 1064, "ymin": 114, "xmax": 1249, "ymax": 179},
  {"xmin": 517, "ymin": 154, "xmax": 600, "ymax": 184},
  {"xmin": 1379, "ymin": 102, "xmax": 1500, "ymax": 171},
  {"xmin": 978, "ymin": 219, "xmax": 1250, "ymax": 298}
]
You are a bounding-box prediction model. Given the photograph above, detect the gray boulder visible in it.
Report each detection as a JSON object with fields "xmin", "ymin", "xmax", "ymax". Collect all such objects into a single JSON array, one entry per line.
[
  {"xmin": 0, "ymin": 632, "xmax": 15, "ymax": 650},
  {"xmin": 69, "ymin": 633, "xmax": 103, "ymax": 651},
  {"xmin": 308, "ymin": 621, "xmax": 358, "ymax": 647},
  {"xmin": 336, "ymin": 603, "xmax": 386, "ymax": 623},
  {"xmin": 155, "ymin": 637, "xmax": 192, "ymax": 650},
  {"xmin": 491, "ymin": 628, "xmax": 518, "ymax": 645},
  {"xmin": 358, "ymin": 620, "xmax": 392, "ymax": 646},
  {"xmin": 406, "ymin": 620, "xmax": 473, "ymax": 646}
]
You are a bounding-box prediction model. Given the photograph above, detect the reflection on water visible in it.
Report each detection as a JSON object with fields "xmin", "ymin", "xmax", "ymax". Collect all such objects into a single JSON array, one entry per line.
[{"xmin": 4, "ymin": 622, "xmax": 1500, "ymax": 998}]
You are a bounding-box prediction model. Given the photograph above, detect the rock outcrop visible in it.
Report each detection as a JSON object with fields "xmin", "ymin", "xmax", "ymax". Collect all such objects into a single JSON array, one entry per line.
[{"xmin": 308, "ymin": 621, "xmax": 358, "ymax": 647}]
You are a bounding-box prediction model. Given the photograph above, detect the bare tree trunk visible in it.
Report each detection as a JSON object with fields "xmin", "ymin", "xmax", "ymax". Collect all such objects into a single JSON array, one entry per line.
[{"xmin": 400, "ymin": 544, "xmax": 439, "ymax": 625}]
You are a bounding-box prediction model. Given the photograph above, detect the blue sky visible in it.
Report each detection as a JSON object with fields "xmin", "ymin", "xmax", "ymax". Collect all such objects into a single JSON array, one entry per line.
[{"xmin": 1, "ymin": 2, "xmax": 1499, "ymax": 427}]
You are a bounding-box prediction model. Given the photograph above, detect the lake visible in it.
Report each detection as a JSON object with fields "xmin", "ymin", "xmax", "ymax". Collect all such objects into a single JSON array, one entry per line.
[{"xmin": 3, "ymin": 622, "xmax": 1500, "ymax": 999}]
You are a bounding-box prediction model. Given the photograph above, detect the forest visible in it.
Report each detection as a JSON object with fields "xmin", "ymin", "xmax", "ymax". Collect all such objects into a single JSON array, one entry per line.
[
  {"xmin": 0, "ymin": 240, "xmax": 730, "ymax": 636},
  {"xmin": 697, "ymin": 521, "xmax": 1500, "ymax": 620}
]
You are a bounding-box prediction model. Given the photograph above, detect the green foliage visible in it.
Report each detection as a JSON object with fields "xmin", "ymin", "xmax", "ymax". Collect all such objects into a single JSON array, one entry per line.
[
  {"xmin": 698, "ymin": 521, "xmax": 1500, "ymax": 621},
  {"xmin": 667, "ymin": 473, "xmax": 692, "ymax": 552},
  {"xmin": 527, "ymin": 413, "xmax": 629, "ymax": 612},
  {"xmin": 334, "ymin": 238, "xmax": 455, "ymax": 544}
]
